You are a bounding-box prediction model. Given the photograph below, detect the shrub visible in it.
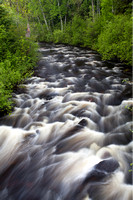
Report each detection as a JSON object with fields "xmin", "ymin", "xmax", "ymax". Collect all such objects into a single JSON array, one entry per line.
[
  {"xmin": 53, "ymin": 29, "xmax": 65, "ymax": 43},
  {"xmin": 97, "ymin": 15, "xmax": 132, "ymax": 65},
  {"xmin": 0, "ymin": 5, "xmax": 38, "ymax": 114},
  {"xmin": 83, "ymin": 17, "xmax": 103, "ymax": 48},
  {"xmin": 71, "ymin": 15, "xmax": 86, "ymax": 45}
]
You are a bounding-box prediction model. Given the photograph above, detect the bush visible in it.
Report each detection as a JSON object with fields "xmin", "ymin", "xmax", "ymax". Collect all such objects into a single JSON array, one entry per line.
[
  {"xmin": 53, "ymin": 29, "xmax": 65, "ymax": 43},
  {"xmin": 71, "ymin": 15, "xmax": 86, "ymax": 45},
  {"xmin": 97, "ymin": 15, "xmax": 132, "ymax": 65},
  {"xmin": 63, "ymin": 22, "xmax": 73, "ymax": 44},
  {"xmin": 83, "ymin": 17, "xmax": 103, "ymax": 48},
  {"xmin": 0, "ymin": 5, "xmax": 38, "ymax": 114},
  {"xmin": 34, "ymin": 23, "xmax": 53, "ymax": 42}
]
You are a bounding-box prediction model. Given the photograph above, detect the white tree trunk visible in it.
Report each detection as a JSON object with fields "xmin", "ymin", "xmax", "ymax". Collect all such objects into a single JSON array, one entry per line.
[
  {"xmin": 97, "ymin": 0, "xmax": 100, "ymax": 16},
  {"xmin": 38, "ymin": 0, "xmax": 49, "ymax": 31},
  {"xmin": 37, "ymin": 16, "xmax": 44, "ymax": 31},
  {"xmin": 57, "ymin": 0, "xmax": 63, "ymax": 31},
  {"xmin": 91, "ymin": 0, "xmax": 95, "ymax": 22}
]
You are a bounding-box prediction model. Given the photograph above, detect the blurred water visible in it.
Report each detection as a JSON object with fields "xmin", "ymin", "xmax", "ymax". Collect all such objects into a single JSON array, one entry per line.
[{"xmin": 0, "ymin": 43, "xmax": 132, "ymax": 200}]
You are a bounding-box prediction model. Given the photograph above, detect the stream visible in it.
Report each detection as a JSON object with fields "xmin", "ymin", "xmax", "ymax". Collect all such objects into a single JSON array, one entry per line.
[{"xmin": 0, "ymin": 43, "xmax": 132, "ymax": 200}]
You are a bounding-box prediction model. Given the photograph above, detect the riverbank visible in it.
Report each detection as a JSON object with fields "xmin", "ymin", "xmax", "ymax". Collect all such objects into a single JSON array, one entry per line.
[
  {"xmin": 0, "ymin": 5, "xmax": 38, "ymax": 115},
  {"xmin": 37, "ymin": 14, "xmax": 132, "ymax": 66}
]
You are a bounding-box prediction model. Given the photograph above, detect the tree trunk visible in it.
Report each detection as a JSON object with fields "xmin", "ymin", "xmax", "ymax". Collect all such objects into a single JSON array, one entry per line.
[
  {"xmin": 38, "ymin": 0, "xmax": 49, "ymax": 31},
  {"xmin": 112, "ymin": 0, "xmax": 114, "ymax": 13},
  {"xmin": 97, "ymin": 0, "xmax": 100, "ymax": 16},
  {"xmin": 37, "ymin": 16, "xmax": 44, "ymax": 31},
  {"xmin": 64, "ymin": 15, "xmax": 67, "ymax": 31},
  {"xmin": 92, "ymin": 0, "xmax": 95, "ymax": 22},
  {"xmin": 64, "ymin": 15, "xmax": 67, "ymax": 27},
  {"xmin": 57, "ymin": 0, "xmax": 63, "ymax": 31}
]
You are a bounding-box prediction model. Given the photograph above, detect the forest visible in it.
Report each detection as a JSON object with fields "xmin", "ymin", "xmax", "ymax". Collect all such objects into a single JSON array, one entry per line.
[{"xmin": 0, "ymin": 0, "xmax": 132, "ymax": 113}]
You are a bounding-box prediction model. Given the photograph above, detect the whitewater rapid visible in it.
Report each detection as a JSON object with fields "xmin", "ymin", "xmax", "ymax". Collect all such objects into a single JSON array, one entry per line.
[{"xmin": 0, "ymin": 43, "xmax": 132, "ymax": 200}]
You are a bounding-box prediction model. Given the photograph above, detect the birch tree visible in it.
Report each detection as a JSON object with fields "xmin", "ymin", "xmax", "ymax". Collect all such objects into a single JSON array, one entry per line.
[{"xmin": 38, "ymin": 0, "xmax": 49, "ymax": 31}]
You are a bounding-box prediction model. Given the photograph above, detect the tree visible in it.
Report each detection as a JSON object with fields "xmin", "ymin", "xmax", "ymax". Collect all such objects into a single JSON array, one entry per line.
[{"xmin": 38, "ymin": 0, "xmax": 49, "ymax": 31}]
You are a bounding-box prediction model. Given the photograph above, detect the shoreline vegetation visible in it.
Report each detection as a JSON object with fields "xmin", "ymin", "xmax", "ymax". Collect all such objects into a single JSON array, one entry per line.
[
  {"xmin": 0, "ymin": 0, "xmax": 132, "ymax": 114},
  {"xmin": 0, "ymin": 4, "xmax": 38, "ymax": 115},
  {"xmin": 32, "ymin": 0, "xmax": 132, "ymax": 66}
]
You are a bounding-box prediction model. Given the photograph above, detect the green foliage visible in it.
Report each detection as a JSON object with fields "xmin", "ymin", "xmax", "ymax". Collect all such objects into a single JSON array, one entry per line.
[
  {"xmin": 83, "ymin": 17, "xmax": 103, "ymax": 48},
  {"xmin": 35, "ymin": 24, "xmax": 53, "ymax": 42},
  {"xmin": 53, "ymin": 29, "xmax": 65, "ymax": 43},
  {"xmin": 53, "ymin": 15, "xmax": 87, "ymax": 45},
  {"xmin": 1, "ymin": 0, "xmax": 131, "ymax": 115},
  {"xmin": 31, "ymin": 0, "xmax": 131, "ymax": 65},
  {"xmin": 63, "ymin": 22, "xmax": 73, "ymax": 44},
  {"xmin": 100, "ymin": 0, "xmax": 114, "ymax": 21},
  {"xmin": 0, "ymin": 4, "xmax": 38, "ymax": 114},
  {"xmin": 97, "ymin": 15, "xmax": 132, "ymax": 65},
  {"xmin": 70, "ymin": 15, "xmax": 86, "ymax": 45}
]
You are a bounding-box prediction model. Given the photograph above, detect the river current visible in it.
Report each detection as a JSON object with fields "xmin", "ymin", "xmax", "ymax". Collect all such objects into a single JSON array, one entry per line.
[{"xmin": 0, "ymin": 43, "xmax": 132, "ymax": 200}]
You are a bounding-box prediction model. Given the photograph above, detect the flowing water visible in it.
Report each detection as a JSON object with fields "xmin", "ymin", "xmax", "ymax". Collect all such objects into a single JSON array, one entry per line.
[{"xmin": 0, "ymin": 43, "xmax": 132, "ymax": 200}]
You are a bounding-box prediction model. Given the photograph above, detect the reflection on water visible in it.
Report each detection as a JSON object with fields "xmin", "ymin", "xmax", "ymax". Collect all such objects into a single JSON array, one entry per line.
[{"xmin": 0, "ymin": 44, "xmax": 132, "ymax": 200}]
